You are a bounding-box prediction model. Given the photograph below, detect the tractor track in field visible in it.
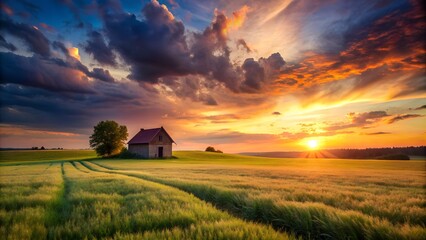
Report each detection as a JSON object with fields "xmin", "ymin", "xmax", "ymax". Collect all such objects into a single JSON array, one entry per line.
[
  {"xmin": 81, "ymin": 161, "xmax": 420, "ymax": 240},
  {"xmin": 69, "ymin": 161, "xmax": 90, "ymax": 173},
  {"xmin": 76, "ymin": 160, "xmax": 289, "ymax": 236},
  {"xmin": 45, "ymin": 163, "xmax": 72, "ymax": 239}
]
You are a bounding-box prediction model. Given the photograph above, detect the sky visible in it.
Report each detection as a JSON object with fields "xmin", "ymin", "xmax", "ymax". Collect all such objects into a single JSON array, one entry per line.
[{"xmin": 0, "ymin": 0, "xmax": 425, "ymax": 152}]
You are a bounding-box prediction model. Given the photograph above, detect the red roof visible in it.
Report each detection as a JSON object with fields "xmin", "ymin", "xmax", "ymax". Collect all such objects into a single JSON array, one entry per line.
[{"xmin": 128, "ymin": 127, "xmax": 175, "ymax": 144}]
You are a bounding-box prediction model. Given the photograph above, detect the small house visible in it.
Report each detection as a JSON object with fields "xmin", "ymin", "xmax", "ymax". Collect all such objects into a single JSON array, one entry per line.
[{"xmin": 127, "ymin": 127, "xmax": 175, "ymax": 158}]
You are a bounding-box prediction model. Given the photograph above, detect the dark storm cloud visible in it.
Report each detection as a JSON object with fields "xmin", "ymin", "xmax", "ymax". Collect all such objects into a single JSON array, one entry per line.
[
  {"xmin": 102, "ymin": 0, "xmax": 191, "ymax": 83},
  {"xmin": 0, "ymin": 34, "xmax": 16, "ymax": 51},
  {"xmin": 88, "ymin": 68, "xmax": 115, "ymax": 83},
  {"xmin": 95, "ymin": 0, "xmax": 285, "ymax": 95},
  {"xmin": 0, "ymin": 16, "xmax": 50, "ymax": 57},
  {"xmin": 53, "ymin": 57, "xmax": 116, "ymax": 83},
  {"xmin": 0, "ymin": 48, "xmax": 116, "ymax": 92},
  {"xmin": 51, "ymin": 40, "xmax": 116, "ymax": 83},
  {"xmin": 265, "ymin": 53, "xmax": 286, "ymax": 70},
  {"xmin": 387, "ymin": 114, "xmax": 422, "ymax": 124},
  {"xmin": 84, "ymin": 30, "xmax": 117, "ymax": 66},
  {"xmin": 0, "ymin": 75, "xmax": 157, "ymax": 134},
  {"xmin": 0, "ymin": 52, "xmax": 93, "ymax": 93},
  {"xmin": 190, "ymin": 12, "xmax": 242, "ymax": 91},
  {"xmin": 241, "ymin": 58, "xmax": 265, "ymax": 90},
  {"xmin": 240, "ymin": 53, "xmax": 286, "ymax": 92}
]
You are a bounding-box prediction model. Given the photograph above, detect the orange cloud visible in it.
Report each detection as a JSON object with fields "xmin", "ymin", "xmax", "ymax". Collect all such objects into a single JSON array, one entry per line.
[
  {"xmin": 227, "ymin": 5, "xmax": 250, "ymax": 31},
  {"xmin": 272, "ymin": 2, "xmax": 425, "ymax": 107},
  {"xmin": 216, "ymin": 5, "xmax": 250, "ymax": 37},
  {"xmin": 68, "ymin": 47, "xmax": 80, "ymax": 60},
  {"xmin": 152, "ymin": 0, "xmax": 175, "ymax": 20}
]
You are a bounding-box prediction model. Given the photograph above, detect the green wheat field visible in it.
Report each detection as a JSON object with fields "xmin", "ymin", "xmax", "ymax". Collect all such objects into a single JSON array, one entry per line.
[{"xmin": 0, "ymin": 150, "xmax": 425, "ymax": 239}]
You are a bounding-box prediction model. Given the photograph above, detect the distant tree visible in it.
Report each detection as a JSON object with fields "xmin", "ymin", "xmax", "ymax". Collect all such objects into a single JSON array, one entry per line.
[
  {"xmin": 205, "ymin": 146, "xmax": 223, "ymax": 153},
  {"xmin": 40, "ymin": 146, "xmax": 45, "ymax": 150},
  {"xmin": 205, "ymin": 146, "xmax": 216, "ymax": 152},
  {"xmin": 32, "ymin": 147, "xmax": 39, "ymax": 150},
  {"xmin": 89, "ymin": 120, "xmax": 128, "ymax": 157}
]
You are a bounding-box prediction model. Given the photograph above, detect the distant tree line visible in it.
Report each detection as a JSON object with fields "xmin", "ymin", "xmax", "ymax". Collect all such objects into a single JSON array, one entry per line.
[
  {"xmin": 242, "ymin": 146, "xmax": 425, "ymax": 160},
  {"xmin": 327, "ymin": 146, "xmax": 425, "ymax": 159},
  {"xmin": 31, "ymin": 146, "xmax": 63, "ymax": 150}
]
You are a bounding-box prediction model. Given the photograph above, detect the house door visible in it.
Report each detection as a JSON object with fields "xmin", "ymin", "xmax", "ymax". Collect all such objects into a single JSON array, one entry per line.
[{"xmin": 158, "ymin": 147, "xmax": 163, "ymax": 158}]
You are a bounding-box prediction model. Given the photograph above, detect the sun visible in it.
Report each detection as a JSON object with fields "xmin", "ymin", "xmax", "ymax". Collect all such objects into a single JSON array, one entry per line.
[{"xmin": 307, "ymin": 139, "xmax": 319, "ymax": 150}]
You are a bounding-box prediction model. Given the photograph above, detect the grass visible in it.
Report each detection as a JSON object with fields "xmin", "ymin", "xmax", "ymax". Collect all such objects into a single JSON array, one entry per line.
[
  {"xmin": 1, "ymin": 150, "xmax": 425, "ymax": 239},
  {"xmin": 0, "ymin": 151, "xmax": 290, "ymax": 239},
  {"xmin": 0, "ymin": 150, "xmax": 96, "ymax": 165}
]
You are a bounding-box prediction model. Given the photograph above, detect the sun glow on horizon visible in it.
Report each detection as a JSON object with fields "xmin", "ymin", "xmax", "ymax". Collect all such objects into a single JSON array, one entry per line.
[{"xmin": 307, "ymin": 139, "xmax": 319, "ymax": 150}]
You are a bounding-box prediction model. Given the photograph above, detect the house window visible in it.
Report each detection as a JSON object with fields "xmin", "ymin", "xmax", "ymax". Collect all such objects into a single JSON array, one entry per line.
[{"xmin": 159, "ymin": 135, "xmax": 163, "ymax": 141}]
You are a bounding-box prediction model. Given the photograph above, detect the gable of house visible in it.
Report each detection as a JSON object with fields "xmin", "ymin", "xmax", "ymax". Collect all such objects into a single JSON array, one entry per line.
[{"xmin": 128, "ymin": 127, "xmax": 175, "ymax": 145}]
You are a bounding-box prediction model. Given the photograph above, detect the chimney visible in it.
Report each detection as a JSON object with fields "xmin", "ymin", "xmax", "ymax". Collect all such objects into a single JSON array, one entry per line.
[{"xmin": 140, "ymin": 128, "xmax": 144, "ymax": 131}]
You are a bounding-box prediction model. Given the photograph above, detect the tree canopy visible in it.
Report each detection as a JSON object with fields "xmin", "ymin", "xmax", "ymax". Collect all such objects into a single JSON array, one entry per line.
[
  {"xmin": 89, "ymin": 120, "xmax": 128, "ymax": 157},
  {"xmin": 205, "ymin": 146, "xmax": 223, "ymax": 153}
]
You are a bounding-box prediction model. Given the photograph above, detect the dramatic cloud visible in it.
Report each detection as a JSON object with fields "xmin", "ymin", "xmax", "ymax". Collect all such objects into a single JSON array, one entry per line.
[
  {"xmin": 95, "ymin": 0, "xmax": 284, "ymax": 95},
  {"xmin": 0, "ymin": 0, "xmax": 424, "ymax": 150},
  {"xmin": 102, "ymin": 0, "xmax": 191, "ymax": 83},
  {"xmin": 277, "ymin": 0, "xmax": 425, "ymax": 104},
  {"xmin": 84, "ymin": 30, "xmax": 117, "ymax": 66},
  {"xmin": 0, "ymin": 16, "xmax": 50, "ymax": 57},
  {"xmin": 241, "ymin": 58, "xmax": 265, "ymax": 90},
  {"xmin": 0, "ymin": 52, "xmax": 93, "ymax": 93},
  {"xmin": 88, "ymin": 68, "xmax": 115, "ymax": 83}
]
